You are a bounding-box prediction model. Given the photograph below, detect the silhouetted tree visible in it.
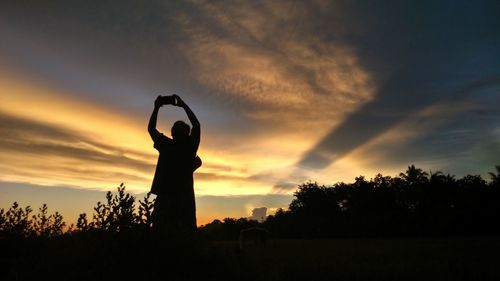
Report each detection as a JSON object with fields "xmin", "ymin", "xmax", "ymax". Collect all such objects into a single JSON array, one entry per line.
[
  {"xmin": 260, "ymin": 165, "xmax": 500, "ymax": 238},
  {"xmin": 0, "ymin": 202, "xmax": 66, "ymax": 238},
  {"xmin": 3, "ymin": 165, "xmax": 500, "ymax": 240},
  {"xmin": 400, "ymin": 165, "xmax": 429, "ymax": 185},
  {"xmin": 1, "ymin": 183, "xmax": 155, "ymax": 238},
  {"xmin": 32, "ymin": 204, "xmax": 65, "ymax": 237},
  {"xmin": 0, "ymin": 202, "xmax": 33, "ymax": 237},
  {"xmin": 199, "ymin": 217, "xmax": 259, "ymax": 240},
  {"xmin": 87, "ymin": 183, "xmax": 138, "ymax": 232},
  {"xmin": 76, "ymin": 213, "xmax": 91, "ymax": 232},
  {"xmin": 136, "ymin": 192, "xmax": 155, "ymax": 228},
  {"xmin": 490, "ymin": 165, "xmax": 500, "ymax": 187},
  {"xmin": 111, "ymin": 183, "xmax": 136, "ymax": 231}
]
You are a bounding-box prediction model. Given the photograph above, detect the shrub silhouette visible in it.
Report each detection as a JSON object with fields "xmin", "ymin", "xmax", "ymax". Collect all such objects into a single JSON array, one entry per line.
[
  {"xmin": 32, "ymin": 204, "xmax": 65, "ymax": 237},
  {"xmin": 80, "ymin": 183, "xmax": 155, "ymax": 233},
  {"xmin": 137, "ymin": 192, "xmax": 155, "ymax": 228},
  {"xmin": 76, "ymin": 212, "xmax": 91, "ymax": 232},
  {"xmin": 1, "ymin": 183, "xmax": 155, "ymax": 237},
  {"xmin": 0, "ymin": 202, "xmax": 65, "ymax": 238},
  {"xmin": 90, "ymin": 184, "xmax": 135, "ymax": 231},
  {"xmin": 0, "ymin": 202, "xmax": 33, "ymax": 237}
]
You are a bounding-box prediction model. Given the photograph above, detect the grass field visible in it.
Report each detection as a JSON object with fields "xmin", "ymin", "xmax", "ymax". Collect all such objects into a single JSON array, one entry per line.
[
  {"xmin": 3, "ymin": 236, "xmax": 500, "ymax": 280},
  {"xmin": 230, "ymin": 237, "xmax": 500, "ymax": 281}
]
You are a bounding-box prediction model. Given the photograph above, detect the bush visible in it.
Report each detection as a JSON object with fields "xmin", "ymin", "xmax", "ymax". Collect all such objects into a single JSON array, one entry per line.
[{"xmin": 1, "ymin": 183, "xmax": 155, "ymax": 238}]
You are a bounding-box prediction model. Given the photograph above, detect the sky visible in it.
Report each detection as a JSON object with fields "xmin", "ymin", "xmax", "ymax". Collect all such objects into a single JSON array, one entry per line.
[{"xmin": 1, "ymin": 0, "xmax": 499, "ymax": 225}]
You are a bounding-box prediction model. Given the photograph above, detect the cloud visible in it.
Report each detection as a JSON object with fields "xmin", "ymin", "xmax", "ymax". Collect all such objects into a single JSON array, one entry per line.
[
  {"xmin": 249, "ymin": 207, "xmax": 267, "ymax": 222},
  {"xmin": 1, "ymin": 1, "xmax": 351, "ymax": 195},
  {"xmin": 0, "ymin": 111, "xmax": 271, "ymax": 194},
  {"xmin": 195, "ymin": 172, "xmax": 246, "ymax": 182},
  {"xmin": 1, "ymin": 0, "xmax": 499, "ymax": 197},
  {"xmin": 0, "ymin": 112, "xmax": 155, "ymax": 190},
  {"xmin": 196, "ymin": 193, "xmax": 292, "ymax": 224},
  {"xmin": 177, "ymin": 1, "xmax": 375, "ymax": 135},
  {"xmin": 288, "ymin": 1, "xmax": 500, "ymax": 178},
  {"xmin": 175, "ymin": 1, "xmax": 500, "ymax": 193},
  {"xmin": 297, "ymin": 77, "xmax": 500, "ymax": 170}
]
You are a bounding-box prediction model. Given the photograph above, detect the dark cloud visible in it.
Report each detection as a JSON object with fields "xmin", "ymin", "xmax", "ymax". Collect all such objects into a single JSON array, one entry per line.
[
  {"xmin": 296, "ymin": 1, "xmax": 500, "ymax": 170},
  {"xmin": 377, "ymin": 102, "xmax": 500, "ymax": 175},
  {"xmin": 0, "ymin": 112, "xmax": 154, "ymax": 172},
  {"xmin": 273, "ymin": 181, "xmax": 301, "ymax": 191},
  {"xmin": 249, "ymin": 207, "xmax": 267, "ymax": 222},
  {"xmin": 298, "ymin": 77, "xmax": 500, "ymax": 169},
  {"xmin": 194, "ymin": 172, "xmax": 245, "ymax": 182},
  {"xmin": 0, "ymin": 3, "xmax": 189, "ymax": 104},
  {"xmin": 0, "ymin": 0, "xmax": 250, "ymax": 129}
]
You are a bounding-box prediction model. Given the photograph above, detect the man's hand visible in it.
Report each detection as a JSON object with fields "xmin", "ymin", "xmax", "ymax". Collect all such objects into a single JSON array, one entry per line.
[
  {"xmin": 173, "ymin": 94, "xmax": 187, "ymax": 108},
  {"xmin": 154, "ymin": 95, "xmax": 163, "ymax": 109}
]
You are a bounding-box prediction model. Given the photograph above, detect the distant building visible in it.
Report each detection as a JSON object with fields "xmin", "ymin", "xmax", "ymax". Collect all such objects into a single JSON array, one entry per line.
[{"xmin": 249, "ymin": 207, "xmax": 267, "ymax": 222}]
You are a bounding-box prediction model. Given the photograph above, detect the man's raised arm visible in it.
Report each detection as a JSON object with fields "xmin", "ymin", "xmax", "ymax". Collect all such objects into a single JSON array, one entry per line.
[
  {"xmin": 148, "ymin": 96, "xmax": 162, "ymax": 141},
  {"xmin": 174, "ymin": 95, "xmax": 200, "ymax": 152}
]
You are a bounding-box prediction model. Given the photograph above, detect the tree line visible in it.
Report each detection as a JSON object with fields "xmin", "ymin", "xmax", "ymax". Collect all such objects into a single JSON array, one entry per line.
[
  {"xmin": 1, "ymin": 165, "xmax": 500, "ymax": 239},
  {"xmin": 200, "ymin": 165, "xmax": 500, "ymax": 239}
]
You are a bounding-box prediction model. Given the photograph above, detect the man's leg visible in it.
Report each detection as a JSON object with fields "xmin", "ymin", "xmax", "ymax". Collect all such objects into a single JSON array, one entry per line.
[{"xmin": 152, "ymin": 195, "xmax": 165, "ymax": 233}]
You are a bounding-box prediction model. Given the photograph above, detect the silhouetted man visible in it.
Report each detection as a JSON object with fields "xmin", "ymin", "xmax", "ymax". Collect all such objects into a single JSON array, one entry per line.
[{"xmin": 148, "ymin": 94, "xmax": 201, "ymax": 235}]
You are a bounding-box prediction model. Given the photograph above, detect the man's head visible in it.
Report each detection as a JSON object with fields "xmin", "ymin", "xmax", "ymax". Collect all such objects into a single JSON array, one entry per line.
[{"xmin": 171, "ymin": 120, "xmax": 190, "ymax": 141}]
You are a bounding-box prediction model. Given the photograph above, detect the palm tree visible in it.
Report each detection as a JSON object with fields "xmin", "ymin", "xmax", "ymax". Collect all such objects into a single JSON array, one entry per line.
[
  {"xmin": 400, "ymin": 165, "xmax": 429, "ymax": 185},
  {"xmin": 429, "ymin": 171, "xmax": 455, "ymax": 185},
  {"xmin": 430, "ymin": 171, "xmax": 445, "ymax": 184},
  {"xmin": 489, "ymin": 165, "xmax": 500, "ymax": 186}
]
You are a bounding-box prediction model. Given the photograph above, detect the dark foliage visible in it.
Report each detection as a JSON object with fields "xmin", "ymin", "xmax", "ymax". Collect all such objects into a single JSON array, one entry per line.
[
  {"xmin": 1, "ymin": 183, "xmax": 155, "ymax": 238},
  {"xmin": 201, "ymin": 165, "xmax": 500, "ymax": 239},
  {"xmin": 2, "ymin": 165, "xmax": 500, "ymax": 240},
  {"xmin": 0, "ymin": 202, "xmax": 65, "ymax": 238},
  {"xmin": 2, "ymin": 166, "xmax": 500, "ymax": 280},
  {"xmin": 199, "ymin": 217, "xmax": 260, "ymax": 240}
]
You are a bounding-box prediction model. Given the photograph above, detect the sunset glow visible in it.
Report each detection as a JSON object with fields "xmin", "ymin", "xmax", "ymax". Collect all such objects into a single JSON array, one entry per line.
[{"xmin": 1, "ymin": 1, "xmax": 499, "ymax": 225}]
